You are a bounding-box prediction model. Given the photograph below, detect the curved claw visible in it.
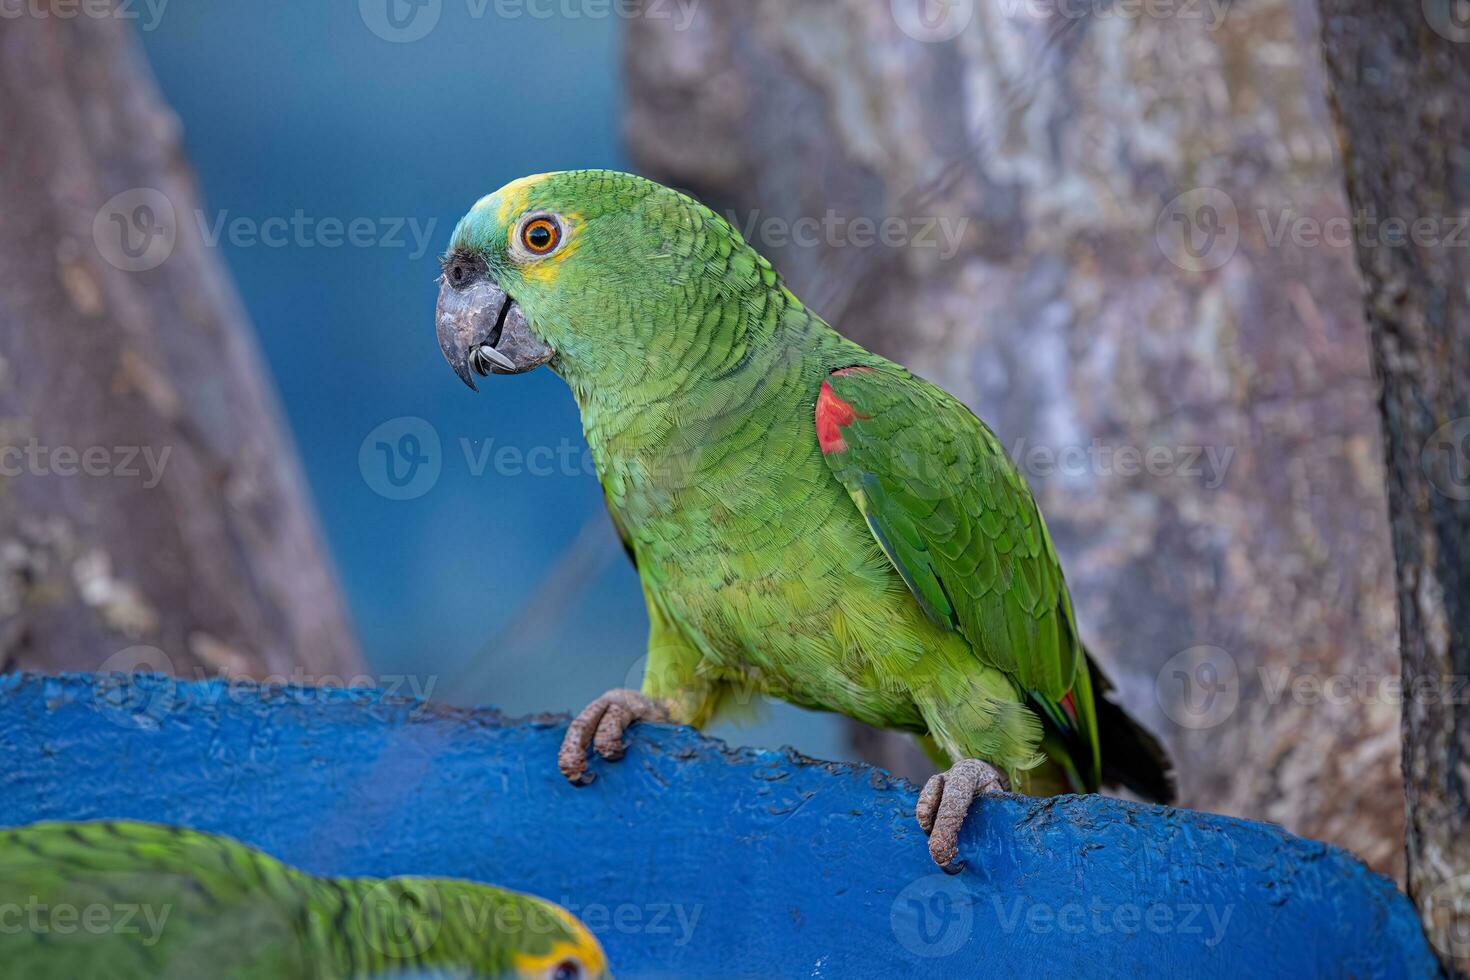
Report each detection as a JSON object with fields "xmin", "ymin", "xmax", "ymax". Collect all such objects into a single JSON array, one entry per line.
[
  {"xmin": 916, "ymin": 759, "xmax": 1009, "ymax": 873},
  {"xmin": 557, "ymin": 688, "xmax": 670, "ymax": 786}
]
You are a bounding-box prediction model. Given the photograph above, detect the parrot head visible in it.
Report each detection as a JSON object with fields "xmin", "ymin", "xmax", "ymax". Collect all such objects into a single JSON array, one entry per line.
[
  {"xmin": 359, "ymin": 877, "xmax": 611, "ymax": 979},
  {"xmin": 437, "ymin": 170, "xmax": 756, "ymax": 391},
  {"xmin": 498, "ymin": 892, "xmax": 611, "ymax": 980}
]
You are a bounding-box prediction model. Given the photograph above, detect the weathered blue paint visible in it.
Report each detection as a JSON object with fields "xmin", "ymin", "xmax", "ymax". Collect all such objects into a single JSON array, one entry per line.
[{"xmin": 0, "ymin": 673, "xmax": 1437, "ymax": 978}]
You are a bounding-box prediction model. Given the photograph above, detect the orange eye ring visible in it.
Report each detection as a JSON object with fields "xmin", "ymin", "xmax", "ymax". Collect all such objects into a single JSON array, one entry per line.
[{"xmin": 521, "ymin": 217, "xmax": 561, "ymax": 255}]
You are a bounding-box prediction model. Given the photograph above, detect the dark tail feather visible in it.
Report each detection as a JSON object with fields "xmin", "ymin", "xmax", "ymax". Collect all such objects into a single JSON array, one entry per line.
[{"xmin": 1090, "ymin": 657, "xmax": 1177, "ymax": 804}]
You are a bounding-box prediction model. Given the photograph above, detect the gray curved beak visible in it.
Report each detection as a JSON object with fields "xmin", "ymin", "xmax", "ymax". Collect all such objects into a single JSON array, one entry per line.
[{"xmin": 436, "ymin": 277, "xmax": 554, "ymax": 391}]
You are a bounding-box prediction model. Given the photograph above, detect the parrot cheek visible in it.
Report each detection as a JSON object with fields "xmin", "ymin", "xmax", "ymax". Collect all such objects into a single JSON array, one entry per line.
[{"xmin": 435, "ymin": 277, "xmax": 554, "ymax": 390}]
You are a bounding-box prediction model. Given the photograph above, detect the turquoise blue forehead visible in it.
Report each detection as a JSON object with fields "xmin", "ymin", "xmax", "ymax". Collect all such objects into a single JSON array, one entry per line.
[{"xmin": 448, "ymin": 199, "xmax": 502, "ymax": 253}]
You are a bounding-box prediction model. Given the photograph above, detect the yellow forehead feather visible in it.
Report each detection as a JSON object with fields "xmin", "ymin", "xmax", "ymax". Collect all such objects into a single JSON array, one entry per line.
[
  {"xmin": 493, "ymin": 172, "xmax": 558, "ymax": 226},
  {"xmin": 510, "ymin": 906, "xmax": 608, "ymax": 978}
]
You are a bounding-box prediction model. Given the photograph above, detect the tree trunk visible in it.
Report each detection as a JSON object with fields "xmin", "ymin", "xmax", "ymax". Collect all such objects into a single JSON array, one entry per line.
[
  {"xmin": 625, "ymin": 0, "xmax": 1404, "ymax": 877},
  {"xmin": 0, "ymin": 8, "xmax": 361, "ymax": 680},
  {"xmin": 1318, "ymin": 1, "xmax": 1470, "ymax": 970}
]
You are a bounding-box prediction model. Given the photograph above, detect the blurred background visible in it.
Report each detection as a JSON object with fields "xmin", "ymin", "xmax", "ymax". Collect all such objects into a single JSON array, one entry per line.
[
  {"xmin": 10, "ymin": 0, "xmax": 1470, "ymax": 894},
  {"xmin": 132, "ymin": 1, "xmax": 855, "ymax": 761}
]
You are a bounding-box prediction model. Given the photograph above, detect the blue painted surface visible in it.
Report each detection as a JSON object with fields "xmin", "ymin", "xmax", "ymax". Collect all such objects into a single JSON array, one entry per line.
[{"xmin": 0, "ymin": 673, "xmax": 1438, "ymax": 978}]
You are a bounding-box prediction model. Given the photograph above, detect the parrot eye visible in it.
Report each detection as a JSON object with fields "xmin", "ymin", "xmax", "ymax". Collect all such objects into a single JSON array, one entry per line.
[
  {"xmin": 519, "ymin": 214, "xmax": 563, "ymax": 256},
  {"xmin": 551, "ymin": 959, "xmax": 581, "ymax": 980}
]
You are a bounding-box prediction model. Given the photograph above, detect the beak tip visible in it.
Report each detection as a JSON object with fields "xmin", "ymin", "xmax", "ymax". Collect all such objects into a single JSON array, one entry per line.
[{"xmin": 450, "ymin": 360, "xmax": 479, "ymax": 392}]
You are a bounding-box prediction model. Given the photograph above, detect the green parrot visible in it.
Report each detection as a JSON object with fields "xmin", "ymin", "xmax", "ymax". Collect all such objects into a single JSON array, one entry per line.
[
  {"xmin": 436, "ymin": 170, "xmax": 1174, "ymax": 870},
  {"xmin": 0, "ymin": 820, "xmax": 608, "ymax": 979}
]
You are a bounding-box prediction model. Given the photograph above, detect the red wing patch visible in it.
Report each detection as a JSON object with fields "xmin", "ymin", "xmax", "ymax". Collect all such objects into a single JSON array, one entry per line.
[
  {"xmin": 816, "ymin": 382, "xmax": 856, "ymax": 454},
  {"xmin": 1060, "ymin": 689, "xmax": 1078, "ymax": 723},
  {"xmin": 816, "ymin": 377, "xmax": 871, "ymax": 454}
]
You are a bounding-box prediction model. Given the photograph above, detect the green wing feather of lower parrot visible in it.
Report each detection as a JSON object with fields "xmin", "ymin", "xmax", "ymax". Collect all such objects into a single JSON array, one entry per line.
[
  {"xmin": 0, "ymin": 820, "xmax": 608, "ymax": 980},
  {"xmin": 437, "ymin": 170, "xmax": 1174, "ymax": 800}
]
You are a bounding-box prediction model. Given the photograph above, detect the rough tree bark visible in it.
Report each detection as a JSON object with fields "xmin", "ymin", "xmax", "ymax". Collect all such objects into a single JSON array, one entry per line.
[
  {"xmin": 0, "ymin": 7, "xmax": 361, "ymax": 680},
  {"xmin": 625, "ymin": 0, "xmax": 1404, "ymax": 876},
  {"xmin": 1318, "ymin": 1, "xmax": 1470, "ymax": 970}
]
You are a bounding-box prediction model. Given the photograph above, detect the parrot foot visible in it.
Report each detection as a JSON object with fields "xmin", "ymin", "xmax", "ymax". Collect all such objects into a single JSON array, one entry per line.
[
  {"xmin": 558, "ymin": 688, "xmax": 670, "ymax": 786},
  {"xmin": 916, "ymin": 758, "xmax": 1009, "ymax": 873}
]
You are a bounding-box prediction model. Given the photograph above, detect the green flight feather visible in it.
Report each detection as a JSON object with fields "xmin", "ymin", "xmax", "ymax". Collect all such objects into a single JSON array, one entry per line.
[{"xmin": 819, "ymin": 364, "xmax": 1098, "ymax": 785}]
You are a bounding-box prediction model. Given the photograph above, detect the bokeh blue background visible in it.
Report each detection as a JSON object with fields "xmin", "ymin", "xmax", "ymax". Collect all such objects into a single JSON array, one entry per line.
[{"xmin": 136, "ymin": 1, "xmax": 846, "ymax": 760}]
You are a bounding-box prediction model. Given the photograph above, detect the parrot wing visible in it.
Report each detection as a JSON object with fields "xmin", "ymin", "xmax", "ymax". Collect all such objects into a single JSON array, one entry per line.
[{"xmin": 816, "ymin": 363, "xmax": 1098, "ymax": 774}]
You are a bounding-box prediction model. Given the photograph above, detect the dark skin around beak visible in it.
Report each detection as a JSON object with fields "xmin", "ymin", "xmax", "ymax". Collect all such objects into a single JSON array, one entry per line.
[{"xmin": 436, "ymin": 275, "xmax": 555, "ymax": 391}]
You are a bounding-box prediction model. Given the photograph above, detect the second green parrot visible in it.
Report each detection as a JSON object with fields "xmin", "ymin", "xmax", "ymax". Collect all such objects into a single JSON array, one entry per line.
[
  {"xmin": 0, "ymin": 820, "xmax": 608, "ymax": 979},
  {"xmin": 436, "ymin": 170, "xmax": 1174, "ymax": 870}
]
